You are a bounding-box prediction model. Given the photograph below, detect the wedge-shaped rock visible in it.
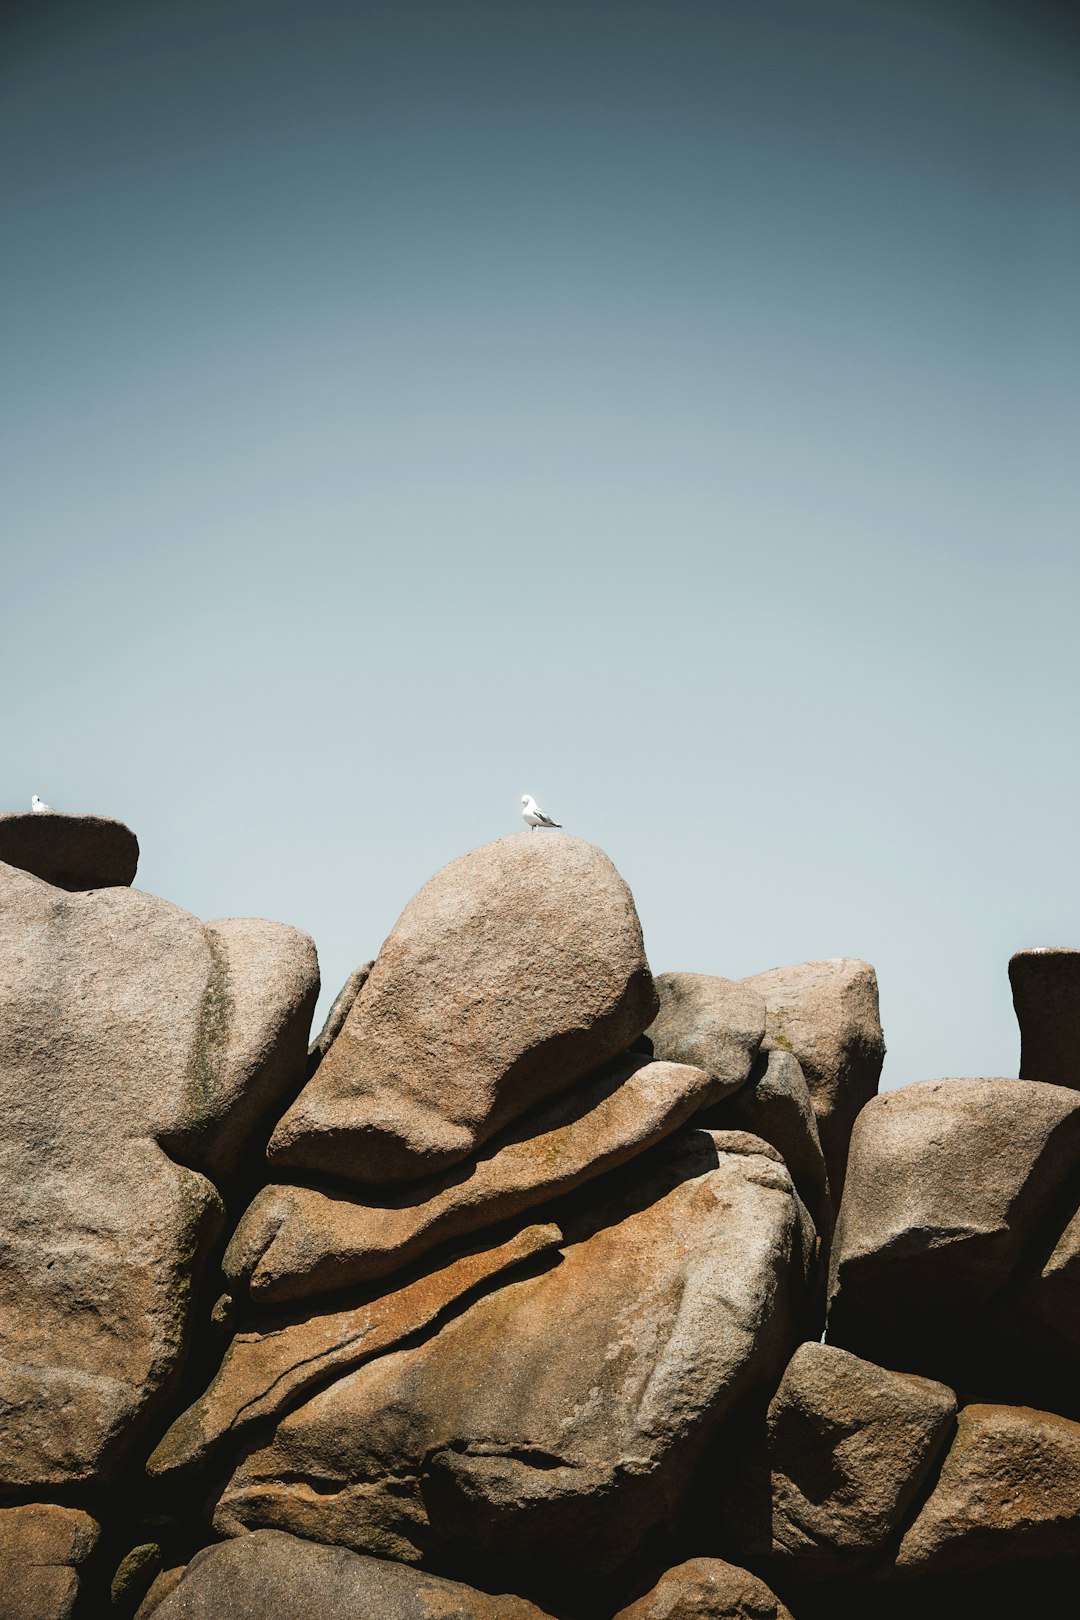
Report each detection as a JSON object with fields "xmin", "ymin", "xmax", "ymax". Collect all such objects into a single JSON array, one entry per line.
[
  {"xmin": 827, "ymin": 1079, "xmax": 1080, "ymax": 1364},
  {"xmin": 613, "ymin": 1558, "xmax": 794, "ymax": 1620},
  {"xmin": 645, "ymin": 974, "xmax": 766, "ymax": 1093},
  {"xmin": 706, "ymin": 1049, "xmax": 832, "ymax": 1242},
  {"xmin": 148, "ymin": 1224, "xmax": 561, "ymax": 1482},
  {"xmin": 214, "ymin": 1130, "xmax": 814, "ymax": 1601},
  {"xmin": 0, "ymin": 811, "xmax": 138, "ymax": 890},
  {"xmin": 0, "ymin": 1505, "xmax": 100, "ymax": 1620},
  {"xmin": 893, "ymin": 1404, "xmax": 1080, "ymax": 1575},
  {"xmin": 269, "ymin": 834, "xmax": 657, "ymax": 1185},
  {"xmin": 721, "ymin": 1342, "xmax": 956, "ymax": 1578},
  {"xmin": 742, "ymin": 958, "xmax": 884, "ymax": 1196},
  {"xmin": 151, "ymin": 1529, "xmax": 555, "ymax": 1619},
  {"xmin": 0, "ymin": 862, "xmax": 318, "ymax": 1489},
  {"xmin": 227, "ymin": 1056, "xmax": 718, "ymax": 1305},
  {"xmin": 1010, "ymin": 947, "xmax": 1080, "ymax": 1091}
]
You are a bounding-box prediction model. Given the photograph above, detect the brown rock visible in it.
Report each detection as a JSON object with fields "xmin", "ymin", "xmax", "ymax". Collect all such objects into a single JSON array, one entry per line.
[
  {"xmin": 645, "ymin": 975, "xmax": 766, "ymax": 1095},
  {"xmin": 727, "ymin": 1342, "xmax": 956, "ymax": 1577},
  {"xmin": 613, "ymin": 1558, "xmax": 794, "ymax": 1619},
  {"xmin": 308, "ymin": 961, "xmax": 372, "ymax": 1061},
  {"xmin": 148, "ymin": 1223, "xmax": 562, "ymax": 1482},
  {"xmin": 1010, "ymin": 947, "xmax": 1080, "ymax": 1091},
  {"xmin": 268, "ymin": 833, "xmax": 658, "ymax": 1186},
  {"xmin": 741, "ymin": 959, "xmax": 884, "ymax": 1196},
  {"xmin": 226, "ymin": 1056, "xmax": 722, "ymax": 1305},
  {"xmin": 0, "ymin": 1504, "xmax": 100, "ymax": 1620},
  {"xmin": 0, "ymin": 812, "xmax": 139, "ymax": 890},
  {"xmin": 213, "ymin": 1130, "xmax": 813, "ymax": 1599},
  {"xmin": 152, "ymin": 1530, "xmax": 555, "ymax": 1618},
  {"xmin": 0, "ymin": 862, "xmax": 318, "ymax": 1489},
  {"xmin": 827, "ymin": 1079, "xmax": 1080, "ymax": 1362},
  {"xmin": 893, "ymin": 1403, "xmax": 1080, "ymax": 1574},
  {"xmin": 706, "ymin": 1049, "xmax": 831, "ymax": 1242}
]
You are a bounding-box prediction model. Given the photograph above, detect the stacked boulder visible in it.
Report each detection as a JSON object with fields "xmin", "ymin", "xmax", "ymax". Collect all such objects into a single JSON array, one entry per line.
[{"xmin": 0, "ymin": 813, "xmax": 1076, "ymax": 1619}]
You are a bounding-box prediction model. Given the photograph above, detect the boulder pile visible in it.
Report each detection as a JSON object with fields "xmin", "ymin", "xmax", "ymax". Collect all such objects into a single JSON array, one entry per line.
[{"xmin": 0, "ymin": 815, "xmax": 1076, "ymax": 1619}]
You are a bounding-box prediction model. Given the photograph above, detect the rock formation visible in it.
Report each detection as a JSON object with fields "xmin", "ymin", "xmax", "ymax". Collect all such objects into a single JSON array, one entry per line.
[{"xmin": 0, "ymin": 815, "xmax": 1076, "ymax": 1618}]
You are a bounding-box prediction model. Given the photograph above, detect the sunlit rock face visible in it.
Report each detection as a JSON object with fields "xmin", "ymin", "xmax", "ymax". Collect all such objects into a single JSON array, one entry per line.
[{"xmin": 1, "ymin": 816, "xmax": 1078, "ymax": 1619}]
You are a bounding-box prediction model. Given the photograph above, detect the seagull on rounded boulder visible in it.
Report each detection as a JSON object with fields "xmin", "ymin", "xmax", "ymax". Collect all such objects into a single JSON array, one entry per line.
[
  {"xmin": 30, "ymin": 795, "xmax": 53, "ymax": 813},
  {"xmin": 521, "ymin": 793, "xmax": 561, "ymax": 830}
]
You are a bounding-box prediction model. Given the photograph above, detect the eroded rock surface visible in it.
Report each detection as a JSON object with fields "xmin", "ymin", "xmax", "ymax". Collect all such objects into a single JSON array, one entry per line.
[
  {"xmin": 0, "ymin": 1505, "xmax": 100, "ymax": 1620},
  {"xmin": 645, "ymin": 974, "xmax": 766, "ymax": 1096},
  {"xmin": 721, "ymin": 1342, "xmax": 956, "ymax": 1578},
  {"xmin": 1010, "ymin": 948, "xmax": 1080, "ymax": 1091},
  {"xmin": 226, "ymin": 1056, "xmax": 719, "ymax": 1305},
  {"xmin": 213, "ymin": 1130, "xmax": 813, "ymax": 1599},
  {"xmin": 0, "ymin": 812, "xmax": 139, "ymax": 890},
  {"xmin": 0, "ymin": 861, "xmax": 318, "ymax": 1489},
  {"xmin": 268, "ymin": 834, "xmax": 658, "ymax": 1186},
  {"xmin": 151, "ymin": 1528, "xmax": 555, "ymax": 1619},
  {"xmin": 613, "ymin": 1557, "xmax": 794, "ymax": 1620},
  {"xmin": 741, "ymin": 959, "xmax": 884, "ymax": 1196},
  {"xmin": 892, "ymin": 1404, "xmax": 1080, "ymax": 1575},
  {"xmin": 827, "ymin": 1078, "xmax": 1080, "ymax": 1367}
]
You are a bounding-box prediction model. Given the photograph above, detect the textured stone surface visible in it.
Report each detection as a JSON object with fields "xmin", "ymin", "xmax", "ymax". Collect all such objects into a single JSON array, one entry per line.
[
  {"xmin": 613, "ymin": 1558, "xmax": 794, "ymax": 1620},
  {"xmin": 645, "ymin": 974, "xmax": 766, "ymax": 1095},
  {"xmin": 227, "ymin": 1056, "xmax": 720, "ymax": 1305},
  {"xmin": 149, "ymin": 1224, "xmax": 562, "ymax": 1482},
  {"xmin": 827, "ymin": 1078, "xmax": 1080, "ymax": 1360},
  {"xmin": 730, "ymin": 1342, "xmax": 956, "ymax": 1577},
  {"xmin": 0, "ymin": 813, "xmax": 139, "ymax": 890},
  {"xmin": 741, "ymin": 959, "xmax": 884, "ymax": 1195},
  {"xmin": 151, "ymin": 1529, "xmax": 555, "ymax": 1618},
  {"xmin": 706, "ymin": 1049, "xmax": 831, "ymax": 1241},
  {"xmin": 214, "ymin": 1130, "xmax": 813, "ymax": 1599},
  {"xmin": 893, "ymin": 1404, "xmax": 1080, "ymax": 1574},
  {"xmin": 1010, "ymin": 948, "xmax": 1080, "ymax": 1091},
  {"xmin": 0, "ymin": 862, "xmax": 318, "ymax": 1488},
  {"xmin": 269, "ymin": 833, "xmax": 657, "ymax": 1185},
  {"xmin": 0, "ymin": 1504, "xmax": 100, "ymax": 1620},
  {"xmin": 308, "ymin": 960, "xmax": 372, "ymax": 1062}
]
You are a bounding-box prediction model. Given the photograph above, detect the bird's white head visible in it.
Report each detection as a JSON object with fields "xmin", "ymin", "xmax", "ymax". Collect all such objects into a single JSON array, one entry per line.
[{"xmin": 521, "ymin": 794, "xmax": 531, "ymax": 806}]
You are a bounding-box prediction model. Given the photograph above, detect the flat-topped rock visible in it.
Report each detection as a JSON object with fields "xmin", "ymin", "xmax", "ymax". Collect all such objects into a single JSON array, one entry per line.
[
  {"xmin": 0, "ymin": 811, "xmax": 139, "ymax": 890},
  {"xmin": 1010, "ymin": 947, "xmax": 1080, "ymax": 1091},
  {"xmin": 269, "ymin": 833, "xmax": 658, "ymax": 1186},
  {"xmin": 0, "ymin": 1504, "xmax": 100, "ymax": 1620}
]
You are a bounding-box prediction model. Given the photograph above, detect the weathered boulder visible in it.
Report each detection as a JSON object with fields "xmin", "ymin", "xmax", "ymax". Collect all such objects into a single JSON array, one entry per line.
[
  {"xmin": 645, "ymin": 975, "xmax": 766, "ymax": 1095},
  {"xmin": 741, "ymin": 959, "xmax": 884, "ymax": 1196},
  {"xmin": 0, "ymin": 812, "xmax": 139, "ymax": 890},
  {"xmin": 213, "ymin": 1130, "xmax": 814, "ymax": 1602},
  {"xmin": 149, "ymin": 1224, "xmax": 562, "ymax": 1482},
  {"xmin": 0, "ymin": 862, "xmax": 318, "ymax": 1489},
  {"xmin": 0, "ymin": 1504, "xmax": 100, "ymax": 1620},
  {"xmin": 613, "ymin": 1558, "xmax": 794, "ymax": 1620},
  {"xmin": 720, "ymin": 1342, "xmax": 956, "ymax": 1578},
  {"xmin": 150, "ymin": 1528, "xmax": 555, "ymax": 1618},
  {"xmin": 892, "ymin": 1404, "xmax": 1080, "ymax": 1575},
  {"xmin": 268, "ymin": 834, "xmax": 658, "ymax": 1186},
  {"xmin": 308, "ymin": 960, "xmax": 373, "ymax": 1063},
  {"xmin": 1010, "ymin": 947, "xmax": 1080, "ymax": 1091},
  {"xmin": 705, "ymin": 1050, "xmax": 831, "ymax": 1242},
  {"xmin": 226, "ymin": 1056, "xmax": 720, "ymax": 1305},
  {"xmin": 827, "ymin": 1078, "xmax": 1080, "ymax": 1367}
]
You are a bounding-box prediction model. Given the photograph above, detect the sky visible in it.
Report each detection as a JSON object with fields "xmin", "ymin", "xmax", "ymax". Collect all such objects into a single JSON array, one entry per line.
[{"xmin": 2, "ymin": 0, "xmax": 1078, "ymax": 1091}]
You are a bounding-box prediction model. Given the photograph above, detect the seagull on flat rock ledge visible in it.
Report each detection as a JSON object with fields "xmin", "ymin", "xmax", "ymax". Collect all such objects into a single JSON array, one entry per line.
[
  {"xmin": 521, "ymin": 793, "xmax": 561, "ymax": 831},
  {"xmin": 30, "ymin": 795, "xmax": 53, "ymax": 813}
]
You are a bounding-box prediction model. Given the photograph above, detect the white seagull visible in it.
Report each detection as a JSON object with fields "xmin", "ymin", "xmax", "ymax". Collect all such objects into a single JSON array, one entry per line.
[
  {"xmin": 521, "ymin": 793, "xmax": 561, "ymax": 831},
  {"xmin": 30, "ymin": 795, "xmax": 53, "ymax": 814}
]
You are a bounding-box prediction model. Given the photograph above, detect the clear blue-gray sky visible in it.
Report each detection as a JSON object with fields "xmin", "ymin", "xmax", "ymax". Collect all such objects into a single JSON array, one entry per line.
[{"xmin": 3, "ymin": 0, "xmax": 1078, "ymax": 1089}]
